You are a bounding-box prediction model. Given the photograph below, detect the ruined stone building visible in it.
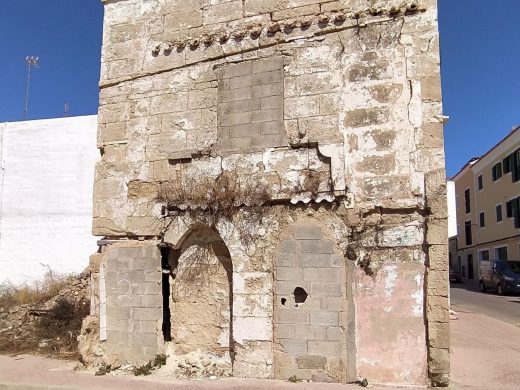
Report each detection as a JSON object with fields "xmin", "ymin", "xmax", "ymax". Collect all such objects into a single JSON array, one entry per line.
[{"xmin": 83, "ymin": 0, "xmax": 449, "ymax": 386}]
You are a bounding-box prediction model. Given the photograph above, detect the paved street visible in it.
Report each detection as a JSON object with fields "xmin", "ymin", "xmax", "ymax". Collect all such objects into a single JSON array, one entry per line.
[
  {"xmin": 1, "ymin": 284, "xmax": 519, "ymax": 390},
  {"xmin": 450, "ymin": 282, "xmax": 520, "ymax": 327}
]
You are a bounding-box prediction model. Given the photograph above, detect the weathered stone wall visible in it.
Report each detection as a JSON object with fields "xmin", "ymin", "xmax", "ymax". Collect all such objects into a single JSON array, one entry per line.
[{"xmin": 90, "ymin": 0, "xmax": 448, "ymax": 386}]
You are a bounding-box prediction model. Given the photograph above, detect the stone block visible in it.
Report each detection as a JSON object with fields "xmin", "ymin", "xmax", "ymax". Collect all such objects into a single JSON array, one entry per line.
[
  {"xmin": 220, "ymin": 87, "xmax": 252, "ymax": 102},
  {"xmin": 320, "ymin": 297, "xmax": 343, "ymax": 311},
  {"xmin": 423, "ymin": 122, "xmax": 444, "ymax": 148},
  {"xmin": 203, "ymin": 1, "xmax": 243, "ymax": 25},
  {"xmin": 303, "ymin": 268, "xmax": 340, "ymax": 282},
  {"xmin": 107, "ymin": 318, "xmax": 129, "ymax": 332},
  {"xmin": 426, "ymin": 295, "xmax": 449, "ymax": 322},
  {"xmin": 428, "ymin": 322, "xmax": 450, "ymax": 349},
  {"xmin": 133, "ymin": 320, "xmax": 157, "ymax": 333},
  {"xmin": 300, "ymin": 240, "xmax": 334, "ymax": 254},
  {"xmin": 260, "ymin": 95, "xmax": 283, "ymax": 109},
  {"xmin": 107, "ymin": 330, "xmax": 129, "ymax": 345},
  {"xmin": 349, "ymin": 61, "xmax": 391, "ymax": 82},
  {"xmin": 426, "ymin": 218, "xmax": 448, "ymax": 246},
  {"xmin": 276, "ymin": 253, "xmax": 299, "ymax": 267},
  {"xmin": 141, "ymin": 294, "xmax": 161, "ymax": 307},
  {"xmin": 300, "ymin": 253, "xmax": 331, "ymax": 268},
  {"xmin": 344, "ymin": 107, "xmax": 390, "ymax": 128},
  {"xmin": 428, "ymin": 347, "xmax": 450, "ymax": 374},
  {"xmin": 309, "ymin": 311, "xmax": 339, "ymax": 326},
  {"xmin": 326, "ymin": 327, "xmax": 342, "ymax": 341},
  {"xmin": 369, "ymin": 84, "xmax": 404, "ymax": 103},
  {"xmin": 280, "ymin": 339, "xmax": 308, "ymax": 354},
  {"xmin": 252, "ymin": 82, "xmax": 283, "ymax": 98},
  {"xmin": 252, "ymin": 57, "xmax": 283, "ymax": 74},
  {"xmin": 251, "ymin": 108, "xmax": 282, "ymax": 123},
  {"xmin": 133, "ymin": 307, "xmax": 161, "ymax": 321},
  {"xmin": 295, "ymin": 354, "xmax": 327, "ymax": 369},
  {"xmin": 130, "ymin": 331, "xmax": 157, "ymax": 347},
  {"xmin": 276, "ymin": 308, "xmax": 309, "ymax": 324},
  {"xmin": 107, "ymin": 306, "xmax": 131, "ymax": 320},
  {"xmin": 421, "ymin": 76, "xmax": 442, "ymax": 101},
  {"xmin": 310, "ymin": 282, "xmax": 341, "ymax": 298},
  {"xmin": 284, "ymin": 96, "xmax": 320, "ymax": 119},
  {"xmin": 277, "ymin": 324, "xmax": 326, "ymax": 340},
  {"xmin": 427, "ymin": 269, "xmax": 449, "ymax": 297},
  {"xmin": 229, "ymin": 74, "xmax": 253, "ymax": 90},
  {"xmin": 308, "ymin": 340, "xmax": 342, "ymax": 356},
  {"xmin": 252, "ymin": 70, "xmax": 283, "ymax": 86},
  {"xmin": 276, "ymin": 267, "xmax": 303, "ymax": 281},
  {"xmin": 356, "ymin": 154, "xmax": 396, "ymax": 174}
]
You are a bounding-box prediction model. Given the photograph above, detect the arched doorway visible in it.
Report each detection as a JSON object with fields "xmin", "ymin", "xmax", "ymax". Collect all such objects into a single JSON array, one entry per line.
[{"xmin": 166, "ymin": 225, "xmax": 234, "ymax": 369}]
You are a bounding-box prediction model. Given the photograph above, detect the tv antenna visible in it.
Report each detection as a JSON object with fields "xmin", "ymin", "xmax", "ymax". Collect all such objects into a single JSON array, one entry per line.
[
  {"xmin": 23, "ymin": 56, "xmax": 39, "ymax": 120},
  {"xmin": 64, "ymin": 102, "xmax": 69, "ymax": 117}
]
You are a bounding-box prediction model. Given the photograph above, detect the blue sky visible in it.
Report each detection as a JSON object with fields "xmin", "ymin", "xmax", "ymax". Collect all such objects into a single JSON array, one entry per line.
[
  {"xmin": 0, "ymin": 1, "xmax": 518, "ymax": 177},
  {"xmin": 0, "ymin": 1, "xmax": 103, "ymax": 121}
]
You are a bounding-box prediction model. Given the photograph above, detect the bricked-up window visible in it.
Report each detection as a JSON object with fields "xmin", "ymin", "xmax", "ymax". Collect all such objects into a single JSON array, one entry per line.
[
  {"xmin": 216, "ymin": 57, "xmax": 287, "ymax": 153},
  {"xmin": 492, "ymin": 162, "xmax": 502, "ymax": 181},
  {"xmin": 496, "ymin": 204, "xmax": 503, "ymax": 222},
  {"xmin": 477, "ymin": 175, "xmax": 483, "ymax": 190},
  {"xmin": 464, "ymin": 188, "xmax": 471, "ymax": 213},
  {"xmin": 479, "ymin": 212, "xmax": 485, "ymax": 228},
  {"xmin": 465, "ymin": 221, "xmax": 472, "ymax": 245}
]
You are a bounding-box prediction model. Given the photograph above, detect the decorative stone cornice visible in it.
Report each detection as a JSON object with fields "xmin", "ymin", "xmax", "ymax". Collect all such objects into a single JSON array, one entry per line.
[{"xmin": 151, "ymin": 3, "xmax": 425, "ymax": 56}]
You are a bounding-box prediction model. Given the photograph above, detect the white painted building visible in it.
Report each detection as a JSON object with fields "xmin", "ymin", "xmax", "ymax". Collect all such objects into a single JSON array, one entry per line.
[
  {"xmin": 447, "ymin": 180, "xmax": 457, "ymax": 238},
  {"xmin": 0, "ymin": 116, "xmax": 98, "ymax": 284}
]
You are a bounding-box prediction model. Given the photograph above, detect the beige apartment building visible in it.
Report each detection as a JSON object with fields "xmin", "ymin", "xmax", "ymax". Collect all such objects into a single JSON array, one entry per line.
[{"xmin": 452, "ymin": 126, "xmax": 520, "ymax": 286}]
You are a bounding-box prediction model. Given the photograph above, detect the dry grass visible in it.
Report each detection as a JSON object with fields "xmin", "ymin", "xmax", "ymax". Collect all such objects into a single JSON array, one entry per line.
[
  {"xmin": 0, "ymin": 266, "xmax": 77, "ymax": 310},
  {"xmin": 157, "ymin": 168, "xmax": 271, "ymax": 217}
]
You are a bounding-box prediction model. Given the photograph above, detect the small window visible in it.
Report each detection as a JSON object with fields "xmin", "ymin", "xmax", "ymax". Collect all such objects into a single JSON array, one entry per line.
[
  {"xmin": 464, "ymin": 188, "xmax": 471, "ymax": 213},
  {"xmin": 503, "ymin": 154, "xmax": 512, "ymax": 174},
  {"xmin": 513, "ymin": 197, "xmax": 520, "ymax": 229},
  {"xmin": 477, "ymin": 175, "xmax": 483, "ymax": 190},
  {"xmin": 495, "ymin": 246, "xmax": 508, "ymax": 261},
  {"xmin": 492, "ymin": 162, "xmax": 502, "ymax": 181},
  {"xmin": 496, "ymin": 204, "xmax": 503, "ymax": 222},
  {"xmin": 465, "ymin": 221, "xmax": 472, "ymax": 245},
  {"xmin": 479, "ymin": 212, "xmax": 485, "ymax": 228},
  {"xmin": 513, "ymin": 149, "xmax": 520, "ymax": 182},
  {"xmin": 506, "ymin": 200, "xmax": 513, "ymax": 218},
  {"xmin": 479, "ymin": 250, "xmax": 489, "ymax": 261}
]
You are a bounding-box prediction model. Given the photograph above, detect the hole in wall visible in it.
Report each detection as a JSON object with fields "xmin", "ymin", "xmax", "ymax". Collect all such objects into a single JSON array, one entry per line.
[
  {"xmin": 281, "ymin": 298, "xmax": 286, "ymax": 306},
  {"xmin": 293, "ymin": 287, "xmax": 308, "ymax": 305}
]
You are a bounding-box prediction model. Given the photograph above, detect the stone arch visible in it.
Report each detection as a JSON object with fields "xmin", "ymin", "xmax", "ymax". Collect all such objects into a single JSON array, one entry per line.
[
  {"xmin": 273, "ymin": 218, "xmax": 353, "ymax": 383},
  {"xmin": 164, "ymin": 223, "xmax": 235, "ymax": 371}
]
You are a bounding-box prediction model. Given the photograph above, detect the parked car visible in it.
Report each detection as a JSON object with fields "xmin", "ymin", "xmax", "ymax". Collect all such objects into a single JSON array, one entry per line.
[
  {"xmin": 479, "ymin": 260, "xmax": 520, "ymax": 295},
  {"xmin": 449, "ymin": 268, "xmax": 461, "ymax": 283}
]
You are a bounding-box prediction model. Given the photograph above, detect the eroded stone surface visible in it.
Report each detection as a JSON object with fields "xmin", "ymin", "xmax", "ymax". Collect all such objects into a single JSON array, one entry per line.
[{"xmin": 85, "ymin": 0, "xmax": 448, "ymax": 387}]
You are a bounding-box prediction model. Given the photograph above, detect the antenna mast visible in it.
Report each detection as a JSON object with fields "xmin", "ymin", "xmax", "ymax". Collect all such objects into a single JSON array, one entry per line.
[{"xmin": 23, "ymin": 56, "xmax": 39, "ymax": 121}]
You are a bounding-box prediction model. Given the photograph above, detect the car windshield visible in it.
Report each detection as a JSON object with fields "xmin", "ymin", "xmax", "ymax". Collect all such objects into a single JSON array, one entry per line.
[
  {"xmin": 497, "ymin": 261, "xmax": 520, "ymax": 275},
  {"xmin": 507, "ymin": 261, "xmax": 520, "ymax": 275}
]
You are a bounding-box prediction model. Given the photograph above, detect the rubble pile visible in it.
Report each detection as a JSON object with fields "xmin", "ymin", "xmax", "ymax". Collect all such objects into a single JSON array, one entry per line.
[
  {"xmin": 156, "ymin": 351, "xmax": 232, "ymax": 379},
  {"xmin": 0, "ymin": 271, "xmax": 90, "ymax": 358}
]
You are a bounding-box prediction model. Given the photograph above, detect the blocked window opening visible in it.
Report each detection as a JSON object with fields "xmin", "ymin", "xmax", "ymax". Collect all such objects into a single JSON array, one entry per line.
[
  {"xmin": 293, "ymin": 287, "xmax": 308, "ymax": 305},
  {"xmin": 160, "ymin": 246, "xmax": 172, "ymax": 342}
]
